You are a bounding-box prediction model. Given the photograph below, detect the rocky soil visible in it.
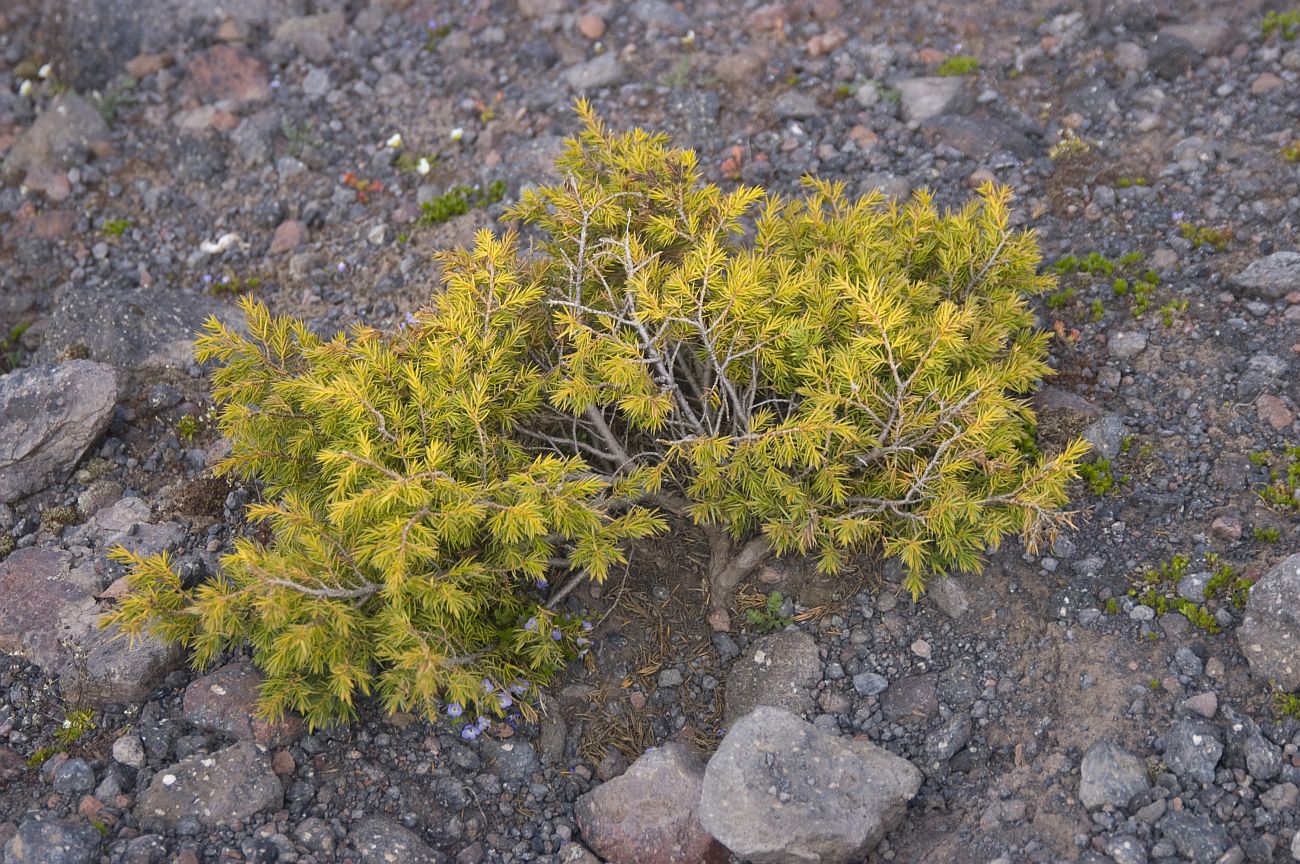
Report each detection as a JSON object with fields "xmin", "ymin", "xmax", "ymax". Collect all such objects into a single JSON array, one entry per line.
[{"xmin": 1, "ymin": 0, "xmax": 1299, "ymax": 863}]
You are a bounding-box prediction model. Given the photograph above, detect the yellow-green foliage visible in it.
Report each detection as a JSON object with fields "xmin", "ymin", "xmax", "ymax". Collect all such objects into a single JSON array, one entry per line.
[
  {"xmin": 511, "ymin": 102, "xmax": 1086, "ymax": 597},
  {"xmin": 109, "ymin": 104, "xmax": 1084, "ymax": 726},
  {"xmin": 105, "ymin": 239, "xmax": 664, "ymax": 729}
]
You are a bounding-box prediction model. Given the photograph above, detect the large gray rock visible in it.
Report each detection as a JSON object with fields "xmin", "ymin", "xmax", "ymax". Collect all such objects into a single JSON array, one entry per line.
[
  {"xmin": 183, "ymin": 659, "xmax": 304, "ymax": 748},
  {"xmin": 893, "ymin": 77, "xmax": 971, "ymax": 124},
  {"xmin": 3, "ymin": 815, "xmax": 101, "ymax": 864},
  {"xmin": 1163, "ymin": 718, "xmax": 1222, "ymax": 785},
  {"xmin": 2, "ymin": 93, "xmax": 110, "ymax": 180},
  {"xmin": 564, "ymin": 53, "xmax": 624, "ymax": 91},
  {"xmin": 0, "ymin": 545, "xmax": 180, "ymax": 707},
  {"xmin": 34, "ymin": 286, "xmax": 235, "ymax": 376},
  {"xmin": 0, "ymin": 361, "xmax": 118, "ymax": 503},
  {"xmin": 1238, "ymin": 553, "xmax": 1300, "ymax": 690},
  {"xmin": 1079, "ymin": 740, "xmax": 1149, "ymax": 809},
  {"xmin": 699, "ymin": 706, "xmax": 922, "ymax": 864},
  {"xmin": 723, "ymin": 630, "xmax": 822, "ymax": 724},
  {"xmin": 575, "ymin": 743, "xmax": 725, "ymax": 864},
  {"xmin": 1231, "ymin": 252, "xmax": 1300, "ymax": 301},
  {"xmin": 135, "ymin": 742, "xmax": 283, "ymax": 830},
  {"xmin": 348, "ymin": 817, "xmax": 443, "ymax": 864}
]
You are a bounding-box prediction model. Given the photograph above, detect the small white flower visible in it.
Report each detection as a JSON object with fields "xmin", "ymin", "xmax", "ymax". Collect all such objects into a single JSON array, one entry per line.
[
  {"xmin": 417, "ymin": 157, "xmax": 431, "ymax": 175},
  {"xmin": 450, "ymin": 127, "xmax": 464, "ymax": 142},
  {"xmin": 38, "ymin": 63, "xmax": 52, "ymax": 80},
  {"xmin": 682, "ymin": 30, "xmax": 696, "ymax": 46},
  {"xmin": 385, "ymin": 133, "xmax": 403, "ymax": 149},
  {"xmin": 19, "ymin": 80, "xmax": 33, "ymax": 97}
]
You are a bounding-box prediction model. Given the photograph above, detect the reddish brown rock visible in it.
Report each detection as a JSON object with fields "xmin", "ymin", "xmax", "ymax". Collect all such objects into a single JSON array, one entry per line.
[
  {"xmin": 0, "ymin": 747, "xmax": 24, "ymax": 780},
  {"xmin": 125, "ymin": 53, "xmax": 170, "ymax": 79},
  {"xmin": 183, "ymin": 659, "xmax": 304, "ymax": 747},
  {"xmin": 185, "ymin": 44, "xmax": 269, "ymax": 105},
  {"xmin": 575, "ymin": 743, "xmax": 726, "ymax": 864},
  {"xmin": 577, "ymin": 14, "xmax": 606, "ymax": 39},
  {"xmin": 269, "ymin": 220, "xmax": 308, "ymax": 255},
  {"xmin": 1251, "ymin": 72, "xmax": 1284, "ymax": 94},
  {"xmin": 1257, "ymin": 393, "xmax": 1295, "ymax": 431}
]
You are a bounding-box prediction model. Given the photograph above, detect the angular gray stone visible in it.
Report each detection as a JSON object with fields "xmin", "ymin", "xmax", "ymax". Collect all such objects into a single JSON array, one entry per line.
[
  {"xmin": 183, "ymin": 659, "xmax": 304, "ymax": 748},
  {"xmin": 879, "ymin": 673, "xmax": 938, "ymax": 724},
  {"xmin": 920, "ymin": 115, "xmax": 1034, "ymax": 159},
  {"xmin": 699, "ymin": 706, "xmax": 922, "ymax": 864},
  {"xmin": 3, "ymin": 93, "xmax": 110, "ymax": 180},
  {"xmin": 1231, "ymin": 252, "xmax": 1300, "ymax": 301},
  {"xmin": 0, "ymin": 361, "xmax": 118, "ymax": 503},
  {"xmin": 575, "ymin": 743, "xmax": 725, "ymax": 864},
  {"xmin": 927, "ymin": 577, "xmax": 969, "ymax": 619},
  {"xmin": 723, "ymin": 630, "xmax": 822, "ymax": 724},
  {"xmin": 1163, "ymin": 718, "xmax": 1223, "ymax": 785},
  {"xmin": 893, "ymin": 77, "xmax": 971, "ymax": 124},
  {"xmin": 1155, "ymin": 810, "xmax": 1227, "ymax": 863},
  {"xmin": 1237, "ymin": 553, "xmax": 1300, "ymax": 690},
  {"xmin": 1081, "ymin": 414, "xmax": 1127, "ymax": 461},
  {"xmin": 1079, "ymin": 740, "xmax": 1149, "ymax": 809},
  {"xmin": 564, "ymin": 53, "xmax": 624, "ymax": 91},
  {"xmin": 1108, "ymin": 331, "xmax": 1148, "ymax": 360},
  {"xmin": 3, "ymin": 815, "xmax": 101, "ymax": 864},
  {"xmin": 34, "ymin": 286, "xmax": 237, "ymax": 377},
  {"xmin": 772, "ymin": 91, "xmax": 821, "ymax": 119},
  {"xmin": 135, "ymin": 742, "xmax": 283, "ymax": 830},
  {"xmin": 349, "ymin": 817, "xmax": 443, "ymax": 864}
]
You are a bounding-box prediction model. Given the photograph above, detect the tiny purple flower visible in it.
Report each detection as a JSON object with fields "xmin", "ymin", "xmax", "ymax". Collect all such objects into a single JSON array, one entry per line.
[
  {"xmin": 509, "ymin": 681, "xmax": 528, "ymax": 695},
  {"xmin": 337, "ymin": 262, "xmax": 347, "ymax": 272},
  {"xmin": 427, "ymin": 18, "xmax": 439, "ymax": 29},
  {"xmin": 446, "ymin": 702, "xmax": 463, "ymax": 718},
  {"xmin": 551, "ymin": 628, "xmax": 563, "ymax": 641},
  {"xmin": 481, "ymin": 679, "xmax": 495, "ymax": 693},
  {"xmin": 498, "ymin": 693, "xmax": 513, "ymax": 710},
  {"xmin": 476, "ymin": 715, "xmax": 491, "ymax": 731},
  {"xmin": 524, "ymin": 617, "xmax": 537, "ymax": 632},
  {"xmin": 581, "ymin": 620, "xmax": 593, "ymax": 631},
  {"xmin": 536, "ymin": 577, "xmax": 549, "ymax": 590},
  {"xmin": 1171, "ymin": 211, "xmax": 1185, "ymax": 222},
  {"xmin": 460, "ymin": 724, "xmax": 480, "ymax": 741},
  {"xmin": 202, "ymin": 273, "xmax": 213, "ymax": 284},
  {"xmin": 576, "ymin": 637, "xmax": 589, "ymax": 647},
  {"xmin": 405, "ymin": 312, "xmax": 418, "ymax": 326}
]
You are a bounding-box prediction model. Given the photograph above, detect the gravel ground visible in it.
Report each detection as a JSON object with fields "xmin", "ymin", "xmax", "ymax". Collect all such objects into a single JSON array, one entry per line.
[{"xmin": 1, "ymin": 0, "xmax": 1299, "ymax": 862}]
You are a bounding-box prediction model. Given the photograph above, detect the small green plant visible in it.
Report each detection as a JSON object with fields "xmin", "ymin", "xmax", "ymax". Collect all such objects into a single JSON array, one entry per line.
[
  {"xmin": 424, "ymin": 21, "xmax": 453, "ymax": 51},
  {"xmin": 1276, "ymin": 689, "xmax": 1300, "ymax": 720},
  {"xmin": 1178, "ymin": 222, "xmax": 1231, "ymax": 252},
  {"xmin": 93, "ymin": 77, "xmax": 138, "ymax": 124},
  {"xmin": 54, "ymin": 709, "xmax": 96, "ymax": 747},
  {"xmin": 1049, "ymin": 133, "xmax": 1090, "ymax": 161},
  {"xmin": 102, "ymin": 218, "xmax": 132, "ymax": 238},
  {"xmin": 0, "ymin": 534, "xmax": 15, "ymax": 559},
  {"xmin": 41, "ymin": 505, "xmax": 79, "ymax": 534},
  {"xmin": 1090, "ymin": 299, "xmax": 1105, "ymax": 322},
  {"xmin": 834, "ymin": 83, "xmax": 855, "ymax": 99},
  {"xmin": 209, "ymin": 274, "xmax": 262, "ymax": 297},
  {"xmin": 1203, "ymin": 556, "xmax": 1251, "ymax": 609},
  {"xmin": 2, "ymin": 321, "xmax": 31, "ymax": 372},
  {"xmin": 1115, "ymin": 177, "xmax": 1148, "ymax": 189},
  {"xmin": 1119, "ymin": 435, "xmax": 1136, "ymax": 457},
  {"xmin": 1281, "ymin": 141, "xmax": 1300, "ymax": 163},
  {"xmin": 1149, "ymin": 677, "xmax": 1161, "ymax": 691},
  {"xmin": 25, "ymin": 746, "xmax": 58, "ymax": 769},
  {"xmin": 281, "ymin": 118, "xmax": 323, "ymax": 159},
  {"xmin": 1046, "ymin": 286, "xmax": 1075, "ymax": 310},
  {"xmin": 1249, "ymin": 451, "xmax": 1271, "ymax": 467},
  {"xmin": 1160, "ymin": 298, "xmax": 1188, "ymax": 327},
  {"xmin": 1255, "ymin": 446, "xmax": 1300, "ymax": 511},
  {"xmin": 1262, "ymin": 9, "xmax": 1300, "ymax": 40},
  {"xmin": 1105, "ymin": 596, "xmax": 1120, "ymax": 615},
  {"xmin": 745, "ymin": 590, "xmax": 793, "ymax": 633},
  {"xmin": 936, "ymin": 55, "xmax": 979, "ymax": 76},
  {"xmin": 176, "ymin": 415, "xmax": 199, "ymax": 442},
  {"xmin": 1254, "ymin": 526, "xmax": 1281, "ymax": 543},
  {"xmin": 395, "ymin": 151, "xmax": 439, "ymax": 175},
  {"xmin": 659, "ymin": 55, "xmax": 694, "ymax": 89},
  {"xmin": 418, "ymin": 180, "xmax": 506, "ymax": 226},
  {"xmin": 1079, "ymin": 458, "xmax": 1127, "ymax": 496}
]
